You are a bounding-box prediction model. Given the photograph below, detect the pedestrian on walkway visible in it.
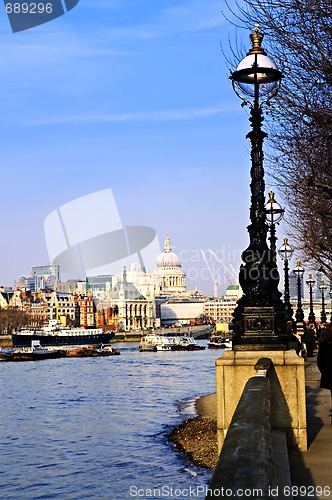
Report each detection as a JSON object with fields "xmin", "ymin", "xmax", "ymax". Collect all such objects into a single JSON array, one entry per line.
[
  {"xmin": 303, "ymin": 326, "xmax": 316, "ymax": 357},
  {"xmin": 317, "ymin": 324, "xmax": 332, "ymax": 396}
]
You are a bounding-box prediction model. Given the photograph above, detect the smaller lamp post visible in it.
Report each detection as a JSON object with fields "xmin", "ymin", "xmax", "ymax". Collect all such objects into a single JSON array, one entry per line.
[
  {"xmin": 293, "ymin": 260, "xmax": 305, "ymax": 333},
  {"xmin": 319, "ymin": 279, "xmax": 327, "ymax": 324},
  {"xmin": 278, "ymin": 237, "xmax": 294, "ymax": 322},
  {"xmin": 306, "ymin": 274, "xmax": 316, "ymax": 326},
  {"xmin": 265, "ymin": 189, "xmax": 284, "ymax": 252}
]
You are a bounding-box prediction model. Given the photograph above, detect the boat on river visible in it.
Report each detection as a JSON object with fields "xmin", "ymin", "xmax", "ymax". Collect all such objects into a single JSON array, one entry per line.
[
  {"xmin": 170, "ymin": 337, "xmax": 205, "ymax": 351},
  {"xmin": 139, "ymin": 334, "xmax": 205, "ymax": 352},
  {"xmin": 12, "ymin": 320, "xmax": 115, "ymax": 347},
  {"xmin": 0, "ymin": 341, "xmax": 64, "ymax": 361},
  {"xmin": 139, "ymin": 334, "xmax": 165, "ymax": 351},
  {"xmin": 64, "ymin": 345, "xmax": 121, "ymax": 357},
  {"xmin": 207, "ymin": 335, "xmax": 232, "ymax": 349}
]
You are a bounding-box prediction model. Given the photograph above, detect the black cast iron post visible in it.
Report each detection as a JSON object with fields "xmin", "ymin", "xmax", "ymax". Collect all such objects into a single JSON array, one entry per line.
[
  {"xmin": 306, "ymin": 274, "xmax": 316, "ymax": 326},
  {"xmin": 278, "ymin": 237, "xmax": 294, "ymax": 323},
  {"xmin": 293, "ymin": 260, "xmax": 305, "ymax": 333},
  {"xmin": 265, "ymin": 189, "xmax": 284, "ymax": 254},
  {"xmin": 230, "ymin": 25, "xmax": 287, "ymax": 350},
  {"xmin": 319, "ymin": 279, "xmax": 327, "ymax": 324}
]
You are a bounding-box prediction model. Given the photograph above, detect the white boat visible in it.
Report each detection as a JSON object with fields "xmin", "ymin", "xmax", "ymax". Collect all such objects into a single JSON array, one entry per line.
[
  {"xmin": 139, "ymin": 334, "xmax": 206, "ymax": 352},
  {"xmin": 207, "ymin": 336, "xmax": 232, "ymax": 349},
  {"xmin": 12, "ymin": 319, "xmax": 115, "ymax": 347},
  {"xmin": 139, "ymin": 334, "xmax": 167, "ymax": 352},
  {"xmin": 171, "ymin": 337, "xmax": 206, "ymax": 351}
]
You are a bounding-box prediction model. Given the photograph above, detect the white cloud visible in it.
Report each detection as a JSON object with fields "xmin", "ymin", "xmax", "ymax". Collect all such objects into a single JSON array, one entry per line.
[{"xmin": 30, "ymin": 104, "xmax": 237, "ymax": 125}]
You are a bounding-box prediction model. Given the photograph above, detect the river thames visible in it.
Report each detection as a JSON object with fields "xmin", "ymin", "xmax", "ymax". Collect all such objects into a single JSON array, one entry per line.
[{"xmin": 0, "ymin": 341, "xmax": 223, "ymax": 499}]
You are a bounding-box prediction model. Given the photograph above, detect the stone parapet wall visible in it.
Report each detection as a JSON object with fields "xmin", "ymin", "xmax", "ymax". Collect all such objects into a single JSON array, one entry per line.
[{"xmin": 215, "ymin": 350, "xmax": 307, "ymax": 452}]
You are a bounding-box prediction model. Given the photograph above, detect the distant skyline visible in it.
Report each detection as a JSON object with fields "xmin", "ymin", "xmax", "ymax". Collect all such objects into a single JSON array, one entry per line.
[{"xmin": 0, "ymin": 1, "xmax": 294, "ymax": 295}]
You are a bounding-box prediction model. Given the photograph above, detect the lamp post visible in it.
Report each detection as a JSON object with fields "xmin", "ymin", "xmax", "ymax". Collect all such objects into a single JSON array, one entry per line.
[
  {"xmin": 265, "ymin": 189, "xmax": 284, "ymax": 253},
  {"xmin": 319, "ymin": 279, "xmax": 327, "ymax": 325},
  {"xmin": 230, "ymin": 25, "xmax": 287, "ymax": 350},
  {"xmin": 293, "ymin": 260, "xmax": 305, "ymax": 333},
  {"xmin": 306, "ymin": 274, "xmax": 316, "ymax": 326},
  {"xmin": 278, "ymin": 237, "xmax": 294, "ymax": 323}
]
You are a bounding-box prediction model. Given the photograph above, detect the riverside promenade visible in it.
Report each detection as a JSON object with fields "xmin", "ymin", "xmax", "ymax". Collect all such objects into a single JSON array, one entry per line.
[
  {"xmin": 288, "ymin": 354, "xmax": 332, "ymax": 498},
  {"xmin": 192, "ymin": 352, "xmax": 332, "ymax": 498}
]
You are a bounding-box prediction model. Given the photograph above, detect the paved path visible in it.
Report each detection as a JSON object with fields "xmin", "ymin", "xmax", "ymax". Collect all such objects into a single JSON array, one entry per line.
[{"xmin": 288, "ymin": 354, "xmax": 332, "ymax": 499}]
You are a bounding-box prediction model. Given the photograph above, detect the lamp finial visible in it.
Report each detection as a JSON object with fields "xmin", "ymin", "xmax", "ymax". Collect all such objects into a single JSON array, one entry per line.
[{"xmin": 248, "ymin": 24, "xmax": 267, "ymax": 56}]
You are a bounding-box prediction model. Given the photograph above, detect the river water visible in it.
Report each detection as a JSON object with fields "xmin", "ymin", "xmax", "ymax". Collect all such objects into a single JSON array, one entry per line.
[{"xmin": 0, "ymin": 341, "xmax": 223, "ymax": 500}]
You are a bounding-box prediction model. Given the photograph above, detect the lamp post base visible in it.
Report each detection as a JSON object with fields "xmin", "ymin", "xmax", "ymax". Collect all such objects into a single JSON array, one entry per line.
[{"xmin": 233, "ymin": 306, "xmax": 288, "ymax": 351}]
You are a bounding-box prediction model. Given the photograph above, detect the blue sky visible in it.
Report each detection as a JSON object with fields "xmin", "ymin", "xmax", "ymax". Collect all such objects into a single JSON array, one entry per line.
[{"xmin": 0, "ymin": 0, "xmax": 288, "ymax": 295}]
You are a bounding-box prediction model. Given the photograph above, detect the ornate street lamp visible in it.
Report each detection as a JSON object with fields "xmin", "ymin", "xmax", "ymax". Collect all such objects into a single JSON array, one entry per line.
[
  {"xmin": 278, "ymin": 237, "xmax": 294, "ymax": 323},
  {"xmin": 306, "ymin": 274, "xmax": 316, "ymax": 326},
  {"xmin": 293, "ymin": 260, "xmax": 305, "ymax": 332},
  {"xmin": 230, "ymin": 25, "xmax": 287, "ymax": 350},
  {"xmin": 265, "ymin": 189, "xmax": 284, "ymax": 253},
  {"xmin": 319, "ymin": 279, "xmax": 327, "ymax": 324}
]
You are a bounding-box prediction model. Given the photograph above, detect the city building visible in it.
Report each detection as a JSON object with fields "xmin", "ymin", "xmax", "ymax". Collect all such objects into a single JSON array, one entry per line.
[
  {"xmin": 75, "ymin": 293, "xmax": 96, "ymax": 327},
  {"xmin": 97, "ymin": 267, "xmax": 154, "ymax": 331},
  {"xmin": 31, "ymin": 264, "xmax": 60, "ymax": 281},
  {"xmin": 6, "ymin": 231, "xmax": 243, "ymax": 331},
  {"xmin": 160, "ymin": 299, "xmax": 205, "ymax": 326},
  {"xmin": 56, "ymin": 280, "xmax": 86, "ymax": 294},
  {"xmin": 289, "ymin": 273, "xmax": 304, "ymax": 300},
  {"xmin": 153, "ymin": 231, "xmax": 186, "ymax": 296},
  {"xmin": 203, "ymin": 285, "xmax": 242, "ymax": 324},
  {"xmin": 86, "ymin": 275, "xmax": 113, "ymax": 299}
]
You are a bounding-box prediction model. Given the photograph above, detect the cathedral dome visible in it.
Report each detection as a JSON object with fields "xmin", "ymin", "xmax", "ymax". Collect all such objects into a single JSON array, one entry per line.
[
  {"xmin": 155, "ymin": 251, "xmax": 181, "ymax": 268},
  {"xmin": 155, "ymin": 231, "xmax": 182, "ymax": 268}
]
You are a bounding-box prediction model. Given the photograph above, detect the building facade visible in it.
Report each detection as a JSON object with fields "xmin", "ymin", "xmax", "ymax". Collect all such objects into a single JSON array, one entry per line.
[{"xmin": 153, "ymin": 231, "xmax": 186, "ymax": 296}]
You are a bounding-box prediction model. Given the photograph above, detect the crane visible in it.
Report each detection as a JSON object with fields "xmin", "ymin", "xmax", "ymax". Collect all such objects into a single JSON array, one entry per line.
[
  {"xmin": 200, "ymin": 250, "xmax": 220, "ymax": 297},
  {"xmin": 208, "ymin": 249, "xmax": 238, "ymax": 286}
]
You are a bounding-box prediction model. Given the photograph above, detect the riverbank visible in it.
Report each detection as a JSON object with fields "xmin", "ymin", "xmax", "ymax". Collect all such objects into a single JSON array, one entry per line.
[
  {"xmin": 168, "ymin": 392, "xmax": 218, "ymax": 469},
  {"xmin": 114, "ymin": 325, "xmax": 213, "ymax": 341}
]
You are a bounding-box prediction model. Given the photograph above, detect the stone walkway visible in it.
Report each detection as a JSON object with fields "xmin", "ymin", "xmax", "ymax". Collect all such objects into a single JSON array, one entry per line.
[{"xmin": 288, "ymin": 354, "xmax": 332, "ymax": 499}]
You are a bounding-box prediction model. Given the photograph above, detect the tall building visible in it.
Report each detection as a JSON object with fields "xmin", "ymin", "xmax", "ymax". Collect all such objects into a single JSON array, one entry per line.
[
  {"xmin": 153, "ymin": 231, "xmax": 186, "ymax": 296},
  {"xmin": 86, "ymin": 275, "xmax": 113, "ymax": 299},
  {"xmin": 15, "ymin": 264, "xmax": 62, "ymax": 292},
  {"xmin": 31, "ymin": 264, "xmax": 60, "ymax": 281},
  {"xmin": 289, "ymin": 273, "xmax": 304, "ymax": 300}
]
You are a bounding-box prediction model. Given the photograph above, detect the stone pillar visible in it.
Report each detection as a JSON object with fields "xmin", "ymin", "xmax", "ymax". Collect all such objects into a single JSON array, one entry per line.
[{"xmin": 215, "ymin": 349, "xmax": 307, "ymax": 452}]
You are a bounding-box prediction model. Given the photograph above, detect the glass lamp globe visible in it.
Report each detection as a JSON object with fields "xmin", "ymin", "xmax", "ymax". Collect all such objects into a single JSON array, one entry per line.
[
  {"xmin": 293, "ymin": 260, "xmax": 305, "ymax": 278},
  {"xmin": 319, "ymin": 279, "xmax": 327, "ymax": 292},
  {"xmin": 306, "ymin": 274, "xmax": 315, "ymax": 288},
  {"xmin": 232, "ymin": 25, "xmax": 282, "ymax": 98},
  {"xmin": 265, "ymin": 189, "xmax": 284, "ymax": 224},
  {"xmin": 278, "ymin": 237, "xmax": 293, "ymax": 261}
]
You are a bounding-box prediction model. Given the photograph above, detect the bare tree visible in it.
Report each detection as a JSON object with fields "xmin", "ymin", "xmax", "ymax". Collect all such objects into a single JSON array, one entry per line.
[
  {"xmin": 0, "ymin": 307, "xmax": 30, "ymax": 334},
  {"xmin": 225, "ymin": 0, "xmax": 332, "ymax": 275}
]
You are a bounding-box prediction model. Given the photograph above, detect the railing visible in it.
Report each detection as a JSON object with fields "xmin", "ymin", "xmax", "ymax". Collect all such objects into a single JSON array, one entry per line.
[{"xmin": 206, "ymin": 358, "xmax": 291, "ymax": 500}]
